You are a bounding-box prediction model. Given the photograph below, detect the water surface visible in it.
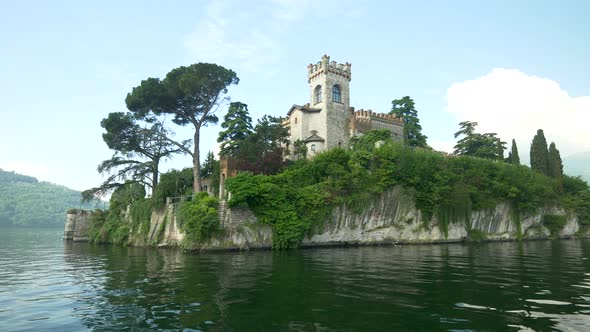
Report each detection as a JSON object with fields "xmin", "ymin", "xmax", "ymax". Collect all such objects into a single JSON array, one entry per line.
[{"xmin": 1, "ymin": 228, "xmax": 590, "ymax": 331}]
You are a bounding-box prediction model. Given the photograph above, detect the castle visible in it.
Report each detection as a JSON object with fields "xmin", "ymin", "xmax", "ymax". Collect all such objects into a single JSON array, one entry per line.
[
  {"xmin": 218, "ymin": 55, "xmax": 404, "ymax": 197},
  {"xmin": 284, "ymin": 55, "xmax": 404, "ymax": 159}
]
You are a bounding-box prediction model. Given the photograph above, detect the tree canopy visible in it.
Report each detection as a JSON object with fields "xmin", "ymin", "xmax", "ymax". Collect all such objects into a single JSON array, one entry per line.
[
  {"xmin": 126, "ymin": 63, "xmax": 239, "ymax": 193},
  {"xmin": 453, "ymin": 121, "xmax": 505, "ymax": 160},
  {"xmin": 389, "ymin": 96, "xmax": 428, "ymax": 148},
  {"xmin": 530, "ymin": 129, "xmax": 549, "ymax": 175},
  {"xmin": 507, "ymin": 139, "xmax": 520, "ymax": 165},
  {"xmin": 217, "ymin": 102, "xmax": 253, "ymax": 157},
  {"xmin": 83, "ymin": 112, "xmax": 190, "ymax": 201}
]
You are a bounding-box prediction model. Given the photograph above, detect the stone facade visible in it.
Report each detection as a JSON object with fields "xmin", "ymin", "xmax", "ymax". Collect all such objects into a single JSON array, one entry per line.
[
  {"xmin": 63, "ymin": 210, "xmax": 93, "ymax": 242},
  {"xmin": 285, "ymin": 55, "xmax": 404, "ymax": 159}
]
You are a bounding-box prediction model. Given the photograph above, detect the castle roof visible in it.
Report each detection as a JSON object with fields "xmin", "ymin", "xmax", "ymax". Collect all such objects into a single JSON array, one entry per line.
[
  {"xmin": 304, "ymin": 133, "xmax": 325, "ymax": 143},
  {"xmin": 287, "ymin": 104, "xmax": 322, "ymax": 117}
]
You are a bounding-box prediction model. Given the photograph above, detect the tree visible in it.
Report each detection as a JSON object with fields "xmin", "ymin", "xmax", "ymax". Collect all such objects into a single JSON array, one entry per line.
[
  {"xmin": 200, "ymin": 151, "xmax": 218, "ymax": 179},
  {"xmin": 530, "ymin": 129, "xmax": 549, "ymax": 175},
  {"xmin": 548, "ymin": 142, "xmax": 564, "ymax": 191},
  {"xmin": 293, "ymin": 140, "xmax": 308, "ymax": 160},
  {"xmin": 231, "ymin": 115, "xmax": 289, "ymax": 175},
  {"xmin": 83, "ymin": 112, "xmax": 190, "ymax": 201},
  {"xmin": 453, "ymin": 121, "xmax": 505, "ymax": 160},
  {"xmin": 389, "ymin": 96, "xmax": 428, "ymax": 148},
  {"xmin": 496, "ymin": 138, "xmax": 506, "ymax": 161},
  {"xmin": 507, "ymin": 139, "xmax": 520, "ymax": 165},
  {"xmin": 217, "ymin": 102, "xmax": 253, "ymax": 157},
  {"xmin": 126, "ymin": 63, "xmax": 239, "ymax": 193}
]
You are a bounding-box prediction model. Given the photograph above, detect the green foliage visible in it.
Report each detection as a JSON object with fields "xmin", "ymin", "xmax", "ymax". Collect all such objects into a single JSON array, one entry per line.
[
  {"xmin": 177, "ymin": 193, "xmax": 220, "ymax": 245},
  {"xmin": 548, "ymin": 142, "xmax": 564, "ymax": 191},
  {"xmin": 0, "ymin": 169, "xmax": 96, "ymax": 227},
  {"xmin": 126, "ymin": 63, "xmax": 239, "ymax": 192},
  {"xmin": 88, "ymin": 209, "xmax": 130, "ymax": 245},
  {"xmin": 226, "ymin": 134, "xmax": 584, "ymax": 248},
  {"xmin": 221, "ymin": 114, "xmax": 288, "ymax": 175},
  {"xmin": 200, "ymin": 151, "xmax": 218, "ymax": 179},
  {"xmin": 530, "ymin": 129, "xmax": 549, "ymax": 175},
  {"xmin": 218, "ymin": 102, "xmax": 253, "ymax": 157},
  {"xmin": 542, "ymin": 214, "xmax": 567, "ymax": 237},
  {"xmin": 467, "ymin": 229, "xmax": 488, "ymax": 242},
  {"xmin": 561, "ymin": 175, "xmax": 590, "ymax": 225},
  {"xmin": 350, "ymin": 129, "xmax": 392, "ymax": 152},
  {"xmin": 293, "ymin": 139, "xmax": 308, "ymax": 160},
  {"xmin": 453, "ymin": 121, "xmax": 505, "ymax": 160},
  {"xmin": 129, "ymin": 198, "xmax": 153, "ymax": 243},
  {"xmin": 109, "ymin": 182, "xmax": 146, "ymax": 212},
  {"xmin": 390, "ymin": 96, "xmax": 428, "ymax": 148},
  {"xmin": 507, "ymin": 139, "xmax": 520, "ymax": 165},
  {"xmin": 151, "ymin": 168, "xmax": 194, "ymax": 209},
  {"xmin": 84, "ymin": 112, "xmax": 191, "ymax": 200}
]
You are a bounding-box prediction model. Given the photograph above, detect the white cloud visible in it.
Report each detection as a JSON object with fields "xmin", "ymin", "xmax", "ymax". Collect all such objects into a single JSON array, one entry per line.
[
  {"xmin": 446, "ymin": 68, "xmax": 590, "ymax": 160},
  {"xmin": 183, "ymin": 0, "xmax": 307, "ymax": 75}
]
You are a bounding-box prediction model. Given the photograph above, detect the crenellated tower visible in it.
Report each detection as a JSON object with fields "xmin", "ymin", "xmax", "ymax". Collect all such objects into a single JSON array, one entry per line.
[
  {"xmin": 307, "ymin": 55, "xmax": 352, "ymax": 150},
  {"xmin": 284, "ymin": 55, "xmax": 403, "ymax": 160}
]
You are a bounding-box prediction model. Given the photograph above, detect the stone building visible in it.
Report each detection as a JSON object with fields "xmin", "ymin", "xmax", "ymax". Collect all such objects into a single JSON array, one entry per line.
[{"xmin": 284, "ymin": 55, "xmax": 404, "ymax": 159}]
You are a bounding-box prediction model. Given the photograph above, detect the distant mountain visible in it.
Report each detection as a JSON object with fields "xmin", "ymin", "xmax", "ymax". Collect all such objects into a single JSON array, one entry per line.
[
  {"xmin": 0, "ymin": 169, "xmax": 95, "ymax": 227},
  {"xmin": 563, "ymin": 152, "xmax": 590, "ymax": 183}
]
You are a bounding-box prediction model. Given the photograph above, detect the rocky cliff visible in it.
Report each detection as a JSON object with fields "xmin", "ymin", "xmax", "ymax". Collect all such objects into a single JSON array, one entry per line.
[{"xmin": 67, "ymin": 186, "xmax": 586, "ymax": 249}]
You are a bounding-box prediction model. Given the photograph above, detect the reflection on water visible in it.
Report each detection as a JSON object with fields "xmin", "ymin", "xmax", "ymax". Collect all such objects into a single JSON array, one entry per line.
[{"xmin": 1, "ymin": 228, "xmax": 590, "ymax": 331}]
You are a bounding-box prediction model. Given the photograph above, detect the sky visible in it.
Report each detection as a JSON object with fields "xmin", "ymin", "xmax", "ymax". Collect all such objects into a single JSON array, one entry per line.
[{"xmin": 1, "ymin": 0, "xmax": 589, "ymax": 191}]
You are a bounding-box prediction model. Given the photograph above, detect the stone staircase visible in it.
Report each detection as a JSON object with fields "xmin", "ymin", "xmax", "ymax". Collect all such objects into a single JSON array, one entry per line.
[{"xmin": 218, "ymin": 199, "xmax": 228, "ymax": 227}]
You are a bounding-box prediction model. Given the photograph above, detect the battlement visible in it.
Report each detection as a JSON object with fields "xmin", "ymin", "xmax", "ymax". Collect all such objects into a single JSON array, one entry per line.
[
  {"xmin": 308, "ymin": 54, "xmax": 351, "ymax": 82},
  {"xmin": 353, "ymin": 109, "xmax": 404, "ymax": 126}
]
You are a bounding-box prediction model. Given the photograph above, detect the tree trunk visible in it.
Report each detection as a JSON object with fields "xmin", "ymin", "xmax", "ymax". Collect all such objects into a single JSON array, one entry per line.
[
  {"xmin": 152, "ymin": 158, "xmax": 159, "ymax": 195},
  {"xmin": 193, "ymin": 126, "xmax": 201, "ymax": 193}
]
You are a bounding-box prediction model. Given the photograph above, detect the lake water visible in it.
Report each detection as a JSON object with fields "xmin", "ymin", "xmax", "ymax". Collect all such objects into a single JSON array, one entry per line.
[{"xmin": 1, "ymin": 228, "xmax": 590, "ymax": 331}]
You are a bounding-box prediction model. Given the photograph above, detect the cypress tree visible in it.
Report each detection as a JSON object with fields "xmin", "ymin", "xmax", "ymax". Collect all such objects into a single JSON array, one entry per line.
[
  {"xmin": 530, "ymin": 129, "xmax": 549, "ymax": 175},
  {"xmin": 496, "ymin": 138, "xmax": 505, "ymax": 161},
  {"xmin": 548, "ymin": 142, "xmax": 564, "ymax": 191},
  {"xmin": 508, "ymin": 139, "xmax": 520, "ymax": 165}
]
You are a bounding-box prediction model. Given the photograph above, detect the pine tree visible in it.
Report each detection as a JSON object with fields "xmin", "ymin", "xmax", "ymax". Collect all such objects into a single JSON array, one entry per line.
[
  {"xmin": 390, "ymin": 96, "xmax": 428, "ymax": 148},
  {"xmin": 507, "ymin": 139, "xmax": 520, "ymax": 165},
  {"xmin": 217, "ymin": 102, "xmax": 253, "ymax": 157},
  {"xmin": 530, "ymin": 129, "xmax": 549, "ymax": 175},
  {"xmin": 548, "ymin": 142, "xmax": 564, "ymax": 191}
]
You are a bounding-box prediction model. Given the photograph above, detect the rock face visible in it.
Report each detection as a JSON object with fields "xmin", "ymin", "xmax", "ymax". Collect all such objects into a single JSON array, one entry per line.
[
  {"xmin": 65, "ymin": 186, "xmax": 584, "ymax": 250},
  {"xmin": 302, "ymin": 187, "xmax": 580, "ymax": 246}
]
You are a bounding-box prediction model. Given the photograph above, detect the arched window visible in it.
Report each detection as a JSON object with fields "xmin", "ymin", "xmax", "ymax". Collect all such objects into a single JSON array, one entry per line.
[
  {"xmin": 314, "ymin": 85, "xmax": 322, "ymax": 104},
  {"xmin": 311, "ymin": 144, "xmax": 317, "ymax": 152},
  {"xmin": 332, "ymin": 85, "xmax": 341, "ymax": 102}
]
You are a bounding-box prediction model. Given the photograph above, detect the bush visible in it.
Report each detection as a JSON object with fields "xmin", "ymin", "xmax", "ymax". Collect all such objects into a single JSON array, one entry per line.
[
  {"xmin": 543, "ymin": 214, "xmax": 567, "ymax": 236},
  {"xmin": 177, "ymin": 192, "xmax": 219, "ymax": 245}
]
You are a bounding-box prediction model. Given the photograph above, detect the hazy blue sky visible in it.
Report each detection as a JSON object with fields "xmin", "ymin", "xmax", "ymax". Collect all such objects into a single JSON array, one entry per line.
[{"xmin": 1, "ymin": 0, "xmax": 589, "ymax": 191}]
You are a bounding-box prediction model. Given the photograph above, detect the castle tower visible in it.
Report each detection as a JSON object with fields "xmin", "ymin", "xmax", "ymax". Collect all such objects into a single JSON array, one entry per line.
[{"xmin": 307, "ymin": 55, "xmax": 352, "ymax": 150}]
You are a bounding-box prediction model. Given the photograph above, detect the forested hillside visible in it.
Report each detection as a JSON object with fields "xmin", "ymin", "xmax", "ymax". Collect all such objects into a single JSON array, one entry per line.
[{"xmin": 0, "ymin": 169, "xmax": 94, "ymax": 227}]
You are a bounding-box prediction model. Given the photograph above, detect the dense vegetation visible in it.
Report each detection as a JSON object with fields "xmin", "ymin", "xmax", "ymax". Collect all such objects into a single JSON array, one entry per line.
[
  {"xmin": 0, "ymin": 169, "xmax": 96, "ymax": 227},
  {"xmin": 88, "ymin": 167, "xmax": 219, "ymax": 247},
  {"xmin": 226, "ymin": 132, "xmax": 590, "ymax": 248}
]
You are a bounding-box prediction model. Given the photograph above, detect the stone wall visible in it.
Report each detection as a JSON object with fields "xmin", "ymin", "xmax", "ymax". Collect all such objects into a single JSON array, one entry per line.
[{"xmin": 63, "ymin": 210, "xmax": 93, "ymax": 242}]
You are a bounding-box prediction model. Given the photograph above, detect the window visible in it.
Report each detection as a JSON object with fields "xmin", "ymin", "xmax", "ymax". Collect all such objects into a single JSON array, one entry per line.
[
  {"xmin": 294, "ymin": 117, "xmax": 297, "ymax": 125},
  {"xmin": 311, "ymin": 144, "xmax": 317, "ymax": 152},
  {"xmin": 332, "ymin": 85, "xmax": 341, "ymax": 103},
  {"xmin": 314, "ymin": 85, "xmax": 322, "ymax": 103}
]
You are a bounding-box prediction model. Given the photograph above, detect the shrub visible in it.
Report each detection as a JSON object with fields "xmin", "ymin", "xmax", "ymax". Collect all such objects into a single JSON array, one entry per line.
[
  {"xmin": 543, "ymin": 214, "xmax": 567, "ymax": 236},
  {"xmin": 177, "ymin": 192, "xmax": 219, "ymax": 244}
]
